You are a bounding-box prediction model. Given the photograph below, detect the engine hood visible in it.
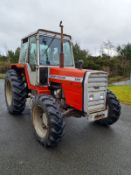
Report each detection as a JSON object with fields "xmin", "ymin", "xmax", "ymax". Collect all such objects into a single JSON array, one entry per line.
[
  {"xmin": 49, "ymin": 67, "xmax": 87, "ymax": 78},
  {"xmin": 49, "ymin": 67, "xmax": 107, "ymax": 81}
]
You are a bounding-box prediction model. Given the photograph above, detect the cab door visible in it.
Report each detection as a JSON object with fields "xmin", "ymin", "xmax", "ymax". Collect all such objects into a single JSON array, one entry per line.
[{"xmin": 27, "ymin": 36, "xmax": 38, "ymax": 85}]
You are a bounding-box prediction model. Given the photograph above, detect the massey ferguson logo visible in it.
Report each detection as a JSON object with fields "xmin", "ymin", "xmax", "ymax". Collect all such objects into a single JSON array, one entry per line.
[{"xmin": 94, "ymin": 86, "xmax": 100, "ymax": 89}]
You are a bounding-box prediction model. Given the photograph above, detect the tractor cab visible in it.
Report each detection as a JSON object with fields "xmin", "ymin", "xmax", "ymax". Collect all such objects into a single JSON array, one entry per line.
[{"xmin": 19, "ymin": 29, "xmax": 75, "ymax": 85}]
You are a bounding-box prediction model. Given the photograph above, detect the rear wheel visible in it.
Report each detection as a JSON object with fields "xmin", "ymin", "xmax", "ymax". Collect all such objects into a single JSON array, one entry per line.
[
  {"xmin": 95, "ymin": 90, "xmax": 121, "ymax": 126},
  {"xmin": 5, "ymin": 69, "xmax": 27, "ymax": 114},
  {"xmin": 32, "ymin": 95, "xmax": 64, "ymax": 147}
]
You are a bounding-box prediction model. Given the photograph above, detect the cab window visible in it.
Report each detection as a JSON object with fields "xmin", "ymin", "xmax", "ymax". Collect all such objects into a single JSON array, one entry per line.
[
  {"xmin": 29, "ymin": 36, "xmax": 37, "ymax": 65},
  {"xmin": 19, "ymin": 38, "xmax": 28, "ymax": 63},
  {"xmin": 39, "ymin": 35, "xmax": 74, "ymax": 66}
]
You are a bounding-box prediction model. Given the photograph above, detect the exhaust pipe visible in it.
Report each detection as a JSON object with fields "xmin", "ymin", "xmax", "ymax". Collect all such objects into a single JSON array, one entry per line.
[{"xmin": 59, "ymin": 21, "xmax": 64, "ymax": 68}]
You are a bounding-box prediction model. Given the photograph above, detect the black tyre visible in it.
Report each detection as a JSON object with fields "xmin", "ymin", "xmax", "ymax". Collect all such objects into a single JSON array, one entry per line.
[
  {"xmin": 5, "ymin": 69, "xmax": 27, "ymax": 114},
  {"xmin": 95, "ymin": 90, "xmax": 121, "ymax": 126},
  {"xmin": 32, "ymin": 95, "xmax": 64, "ymax": 147}
]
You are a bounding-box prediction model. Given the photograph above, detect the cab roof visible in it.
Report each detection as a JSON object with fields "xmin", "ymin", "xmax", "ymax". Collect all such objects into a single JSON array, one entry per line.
[{"xmin": 22, "ymin": 29, "xmax": 72, "ymax": 42}]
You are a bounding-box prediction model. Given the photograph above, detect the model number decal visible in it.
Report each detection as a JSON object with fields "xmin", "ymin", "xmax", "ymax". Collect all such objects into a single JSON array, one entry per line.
[{"xmin": 49, "ymin": 75, "xmax": 83, "ymax": 82}]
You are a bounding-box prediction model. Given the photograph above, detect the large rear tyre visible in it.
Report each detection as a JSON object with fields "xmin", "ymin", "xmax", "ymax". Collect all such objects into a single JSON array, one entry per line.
[
  {"xmin": 95, "ymin": 90, "xmax": 121, "ymax": 126},
  {"xmin": 32, "ymin": 95, "xmax": 64, "ymax": 147},
  {"xmin": 5, "ymin": 69, "xmax": 27, "ymax": 114}
]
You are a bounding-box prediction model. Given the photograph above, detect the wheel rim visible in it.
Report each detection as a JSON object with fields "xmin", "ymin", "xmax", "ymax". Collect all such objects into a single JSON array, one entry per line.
[
  {"xmin": 5, "ymin": 80, "xmax": 13, "ymax": 106},
  {"xmin": 32, "ymin": 105, "xmax": 48, "ymax": 138}
]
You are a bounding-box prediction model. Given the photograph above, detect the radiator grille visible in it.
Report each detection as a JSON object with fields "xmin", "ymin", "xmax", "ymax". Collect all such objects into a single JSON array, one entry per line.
[{"xmin": 84, "ymin": 72, "xmax": 108, "ymax": 114}]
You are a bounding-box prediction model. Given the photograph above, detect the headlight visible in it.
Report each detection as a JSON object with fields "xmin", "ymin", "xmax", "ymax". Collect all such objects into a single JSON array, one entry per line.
[
  {"xmin": 89, "ymin": 94, "xmax": 94, "ymax": 101},
  {"xmin": 100, "ymin": 93, "xmax": 104, "ymax": 99}
]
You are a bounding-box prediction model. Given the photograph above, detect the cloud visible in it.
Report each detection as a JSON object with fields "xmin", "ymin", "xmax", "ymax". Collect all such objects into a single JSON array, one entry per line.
[{"xmin": 0, "ymin": 0, "xmax": 131, "ymax": 54}]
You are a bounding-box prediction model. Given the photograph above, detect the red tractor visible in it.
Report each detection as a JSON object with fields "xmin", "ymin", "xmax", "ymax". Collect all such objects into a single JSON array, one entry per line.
[{"xmin": 4, "ymin": 22, "xmax": 121, "ymax": 147}]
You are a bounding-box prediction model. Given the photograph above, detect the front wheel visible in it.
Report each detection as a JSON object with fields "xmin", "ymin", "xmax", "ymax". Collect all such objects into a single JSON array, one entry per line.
[
  {"xmin": 95, "ymin": 90, "xmax": 121, "ymax": 126},
  {"xmin": 32, "ymin": 95, "xmax": 64, "ymax": 147}
]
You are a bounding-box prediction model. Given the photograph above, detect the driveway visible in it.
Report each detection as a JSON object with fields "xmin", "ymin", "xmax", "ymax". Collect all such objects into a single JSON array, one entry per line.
[
  {"xmin": 113, "ymin": 80, "xmax": 130, "ymax": 85},
  {"xmin": 0, "ymin": 79, "xmax": 131, "ymax": 175}
]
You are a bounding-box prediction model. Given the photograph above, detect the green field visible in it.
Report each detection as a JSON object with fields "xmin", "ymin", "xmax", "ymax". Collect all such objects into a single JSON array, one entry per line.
[
  {"xmin": 0, "ymin": 73, "xmax": 5, "ymax": 79},
  {"xmin": 109, "ymin": 85, "xmax": 131, "ymax": 105}
]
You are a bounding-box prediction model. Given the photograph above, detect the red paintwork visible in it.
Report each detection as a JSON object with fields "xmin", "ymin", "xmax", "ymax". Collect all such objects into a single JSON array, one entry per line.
[
  {"xmin": 11, "ymin": 64, "xmax": 50, "ymax": 94},
  {"xmin": 49, "ymin": 67, "xmax": 86, "ymax": 111},
  {"xmin": 11, "ymin": 64, "xmax": 87, "ymax": 111},
  {"xmin": 11, "ymin": 63, "xmax": 24, "ymax": 69},
  {"xmin": 49, "ymin": 67, "xmax": 86, "ymax": 77}
]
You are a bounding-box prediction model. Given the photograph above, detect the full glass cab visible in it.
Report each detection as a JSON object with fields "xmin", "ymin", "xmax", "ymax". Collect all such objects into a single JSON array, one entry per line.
[{"xmin": 19, "ymin": 29, "xmax": 75, "ymax": 86}]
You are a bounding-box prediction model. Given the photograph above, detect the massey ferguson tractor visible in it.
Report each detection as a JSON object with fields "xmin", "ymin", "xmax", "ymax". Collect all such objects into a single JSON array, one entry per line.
[{"xmin": 4, "ymin": 22, "xmax": 121, "ymax": 147}]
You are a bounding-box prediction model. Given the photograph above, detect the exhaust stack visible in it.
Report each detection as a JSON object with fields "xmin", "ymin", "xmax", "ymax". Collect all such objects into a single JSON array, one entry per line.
[{"xmin": 59, "ymin": 21, "xmax": 64, "ymax": 68}]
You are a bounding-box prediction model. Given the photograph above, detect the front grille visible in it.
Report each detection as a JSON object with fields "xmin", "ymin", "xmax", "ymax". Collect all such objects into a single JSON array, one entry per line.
[{"xmin": 86, "ymin": 72, "xmax": 108, "ymax": 113}]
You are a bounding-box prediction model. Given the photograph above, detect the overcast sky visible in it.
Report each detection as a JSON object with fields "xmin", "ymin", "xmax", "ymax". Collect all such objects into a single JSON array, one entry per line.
[{"xmin": 0, "ymin": 0, "xmax": 131, "ymax": 55}]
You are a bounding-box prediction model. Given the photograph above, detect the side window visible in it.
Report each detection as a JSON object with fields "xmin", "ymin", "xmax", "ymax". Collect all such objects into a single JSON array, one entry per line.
[
  {"xmin": 19, "ymin": 40, "xmax": 28, "ymax": 63},
  {"xmin": 29, "ymin": 36, "xmax": 37, "ymax": 65}
]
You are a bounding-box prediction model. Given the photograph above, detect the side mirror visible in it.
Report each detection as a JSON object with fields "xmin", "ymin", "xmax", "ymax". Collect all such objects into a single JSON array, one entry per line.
[{"xmin": 75, "ymin": 59, "xmax": 84, "ymax": 69}]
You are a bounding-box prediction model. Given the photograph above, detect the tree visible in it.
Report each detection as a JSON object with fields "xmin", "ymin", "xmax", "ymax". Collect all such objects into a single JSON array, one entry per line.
[
  {"xmin": 14, "ymin": 47, "xmax": 20, "ymax": 63},
  {"xmin": 117, "ymin": 44, "xmax": 131, "ymax": 61},
  {"xmin": 101, "ymin": 41, "xmax": 116, "ymax": 58},
  {"xmin": 8, "ymin": 47, "xmax": 20, "ymax": 63},
  {"xmin": 117, "ymin": 44, "xmax": 131, "ymax": 82},
  {"xmin": 73, "ymin": 43, "xmax": 89, "ymax": 68}
]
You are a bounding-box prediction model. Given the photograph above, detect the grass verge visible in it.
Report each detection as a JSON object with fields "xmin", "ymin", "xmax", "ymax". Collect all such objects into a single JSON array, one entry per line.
[
  {"xmin": 0, "ymin": 73, "xmax": 5, "ymax": 79},
  {"xmin": 109, "ymin": 85, "xmax": 131, "ymax": 105}
]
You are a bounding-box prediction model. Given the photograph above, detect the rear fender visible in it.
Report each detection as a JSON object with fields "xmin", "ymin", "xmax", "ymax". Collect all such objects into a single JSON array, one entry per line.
[{"xmin": 10, "ymin": 64, "xmax": 50, "ymax": 95}]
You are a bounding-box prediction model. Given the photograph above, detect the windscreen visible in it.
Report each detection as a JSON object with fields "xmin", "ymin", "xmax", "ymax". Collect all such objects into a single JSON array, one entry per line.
[{"xmin": 39, "ymin": 35, "xmax": 74, "ymax": 66}]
